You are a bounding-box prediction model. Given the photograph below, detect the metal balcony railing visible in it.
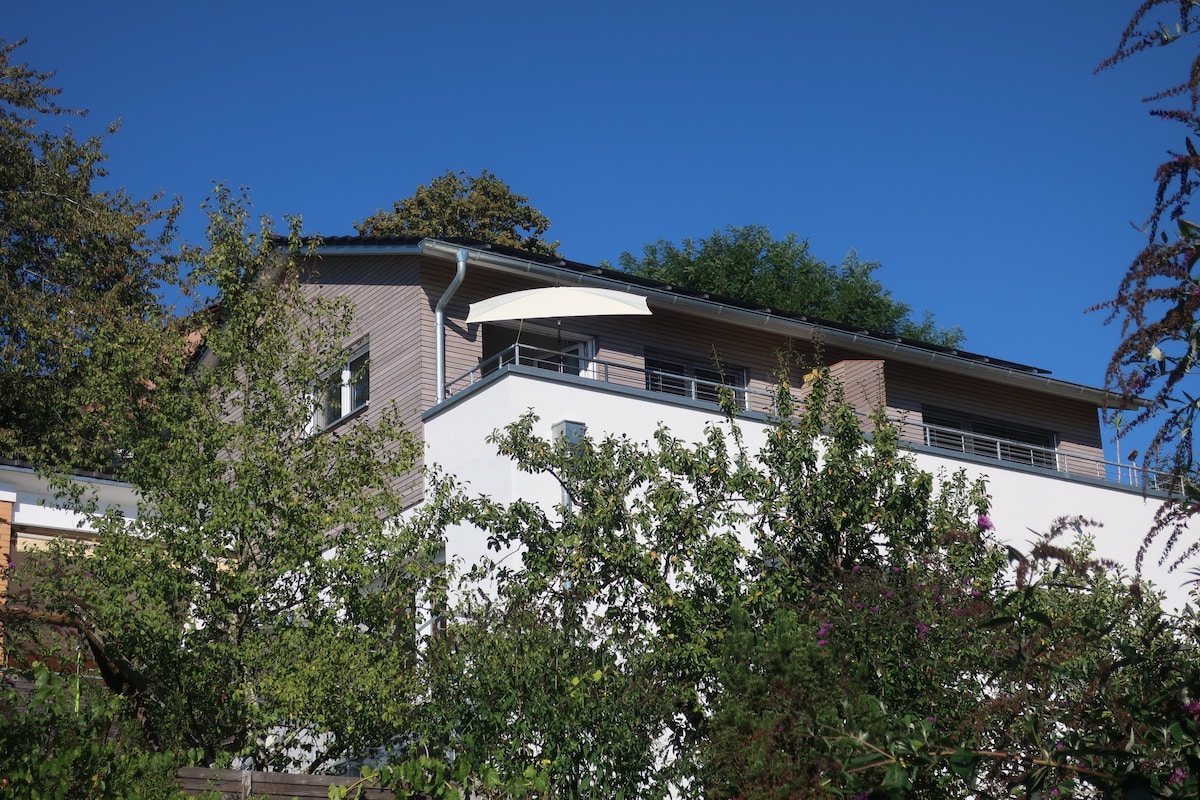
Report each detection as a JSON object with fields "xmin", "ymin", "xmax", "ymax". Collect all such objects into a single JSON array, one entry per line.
[
  {"xmin": 447, "ymin": 344, "xmax": 770, "ymax": 413},
  {"xmin": 443, "ymin": 344, "xmax": 1180, "ymax": 494}
]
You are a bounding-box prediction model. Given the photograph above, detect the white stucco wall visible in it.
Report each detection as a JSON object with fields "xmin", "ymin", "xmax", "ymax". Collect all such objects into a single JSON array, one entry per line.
[
  {"xmin": 424, "ymin": 367, "xmax": 763, "ymax": 584},
  {"xmin": 1, "ymin": 464, "xmax": 138, "ymax": 535},
  {"xmin": 910, "ymin": 449, "xmax": 1190, "ymax": 609},
  {"xmin": 424, "ymin": 368, "xmax": 1193, "ymax": 610}
]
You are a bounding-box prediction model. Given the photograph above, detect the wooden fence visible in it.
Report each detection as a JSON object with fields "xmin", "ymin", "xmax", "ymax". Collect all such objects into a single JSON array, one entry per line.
[{"xmin": 175, "ymin": 767, "xmax": 396, "ymax": 800}]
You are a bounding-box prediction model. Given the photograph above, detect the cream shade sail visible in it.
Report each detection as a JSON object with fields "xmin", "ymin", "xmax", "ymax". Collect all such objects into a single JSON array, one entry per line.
[{"xmin": 466, "ymin": 286, "xmax": 652, "ymax": 323}]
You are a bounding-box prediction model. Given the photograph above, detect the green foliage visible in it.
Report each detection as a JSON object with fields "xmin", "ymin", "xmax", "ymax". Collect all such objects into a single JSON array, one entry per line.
[
  {"xmin": 0, "ymin": 38, "xmax": 184, "ymax": 471},
  {"xmin": 617, "ymin": 225, "xmax": 964, "ymax": 347},
  {"xmin": 706, "ymin": 518, "xmax": 1200, "ymax": 798},
  {"xmin": 355, "ymin": 169, "xmax": 559, "ymax": 256},
  {"xmin": 385, "ymin": 370, "xmax": 978, "ymax": 797},
  {"xmin": 382, "ymin": 369, "xmax": 1199, "ymax": 799},
  {"xmin": 0, "ymin": 663, "xmax": 186, "ymax": 799},
  {"xmin": 0, "ymin": 44, "xmax": 437, "ymax": 781},
  {"xmin": 6, "ymin": 187, "xmax": 438, "ymax": 773}
]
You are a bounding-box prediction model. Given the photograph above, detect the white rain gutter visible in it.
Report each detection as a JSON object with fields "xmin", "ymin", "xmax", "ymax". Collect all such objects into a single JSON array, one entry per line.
[{"xmin": 434, "ymin": 247, "xmax": 469, "ymax": 401}]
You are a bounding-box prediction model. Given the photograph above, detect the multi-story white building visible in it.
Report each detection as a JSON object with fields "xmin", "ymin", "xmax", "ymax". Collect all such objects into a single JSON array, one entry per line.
[{"xmin": 297, "ymin": 237, "xmax": 1190, "ymax": 609}]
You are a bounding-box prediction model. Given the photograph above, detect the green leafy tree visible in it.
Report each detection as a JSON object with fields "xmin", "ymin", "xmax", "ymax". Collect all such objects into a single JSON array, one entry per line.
[
  {"xmin": 0, "ymin": 664, "xmax": 186, "ymax": 799},
  {"xmin": 370, "ymin": 371, "xmax": 981, "ymax": 798},
  {"xmin": 704, "ymin": 522, "xmax": 1199, "ymax": 798},
  {"xmin": 369, "ymin": 370, "xmax": 1197, "ymax": 799},
  {"xmin": 355, "ymin": 169, "xmax": 560, "ymax": 256},
  {"xmin": 0, "ymin": 38, "xmax": 183, "ymax": 471},
  {"xmin": 618, "ymin": 225, "xmax": 964, "ymax": 347},
  {"xmin": 3, "ymin": 187, "xmax": 440, "ymax": 773}
]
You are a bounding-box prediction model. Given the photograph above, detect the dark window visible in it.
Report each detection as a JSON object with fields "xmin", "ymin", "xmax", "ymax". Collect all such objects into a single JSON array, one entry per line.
[
  {"xmin": 481, "ymin": 325, "xmax": 592, "ymax": 377},
  {"xmin": 645, "ymin": 352, "xmax": 748, "ymax": 409},
  {"xmin": 923, "ymin": 408, "xmax": 1057, "ymax": 470}
]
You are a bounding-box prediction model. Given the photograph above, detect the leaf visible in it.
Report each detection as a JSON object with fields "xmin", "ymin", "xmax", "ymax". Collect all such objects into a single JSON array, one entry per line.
[
  {"xmin": 1026, "ymin": 610, "xmax": 1053, "ymax": 627},
  {"xmin": 947, "ymin": 751, "xmax": 978, "ymax": 780},
  {"xmin": 881, "ymin": 762, "xmax": 909, "ymax": 789}
]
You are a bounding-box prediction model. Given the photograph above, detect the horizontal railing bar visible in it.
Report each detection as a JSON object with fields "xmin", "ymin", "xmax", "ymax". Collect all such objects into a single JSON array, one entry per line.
[{"xmin": 442, "ymin": 344, "xmax": 1177, "ymax": 493}]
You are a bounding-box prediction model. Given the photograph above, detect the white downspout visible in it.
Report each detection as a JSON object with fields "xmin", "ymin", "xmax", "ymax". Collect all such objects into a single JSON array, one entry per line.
[{"xmin": 435, "ymin": 248, "xmax": 469, "ymax": 401}]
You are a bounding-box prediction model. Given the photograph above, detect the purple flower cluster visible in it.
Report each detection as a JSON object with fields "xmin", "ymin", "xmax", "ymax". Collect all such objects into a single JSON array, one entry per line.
[
  {"xmin": 977, "ymin": 514, "xmax": 994, "ymax": 532},
  {"xmin": 816, "ymin": 622, "xmax": 833, "ymax": 646}
]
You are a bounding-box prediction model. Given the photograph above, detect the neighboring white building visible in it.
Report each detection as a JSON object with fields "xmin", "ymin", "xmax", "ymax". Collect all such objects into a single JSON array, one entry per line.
[
  {"xmin": 1, "ymin": 460, "xmax": 138, "ymax": 663},
  {"xmin": 0, "ymin": 460, "xmax": 137, "ymax": 569},
  {"xmin": 298, "ymin": 237, "xmax": 1192, "ymax": 610}
]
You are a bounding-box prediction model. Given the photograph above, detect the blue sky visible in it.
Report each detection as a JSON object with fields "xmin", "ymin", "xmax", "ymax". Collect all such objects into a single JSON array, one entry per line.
[{"xmin": 7, "ymin": 1, "xmax": 1187, "ymax": 414}]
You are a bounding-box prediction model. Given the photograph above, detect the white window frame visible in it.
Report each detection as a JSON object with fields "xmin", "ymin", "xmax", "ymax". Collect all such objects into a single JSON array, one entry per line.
[
  {"xmin": 314, "ymin": 339, "xmax": 370, "ymax": 430},
  {"xmin": 481, "ymin": 323, "xmax": 596, "ymax": 379},
  {"xmin": 536, "ymin": 337, "xmax": 595, "ymax": 380}
]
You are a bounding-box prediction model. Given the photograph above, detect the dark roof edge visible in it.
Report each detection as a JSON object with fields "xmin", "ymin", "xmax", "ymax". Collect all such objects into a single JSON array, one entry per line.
[{"xmin": 0, "ymin": 458, "xmax": 129, "ymax": 486}]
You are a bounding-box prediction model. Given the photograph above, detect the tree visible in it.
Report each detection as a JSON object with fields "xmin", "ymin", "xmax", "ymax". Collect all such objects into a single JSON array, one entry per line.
[
  {"xmin": 3, "ymin": 188, "xmax": 440, "ymax": 772},
  {"xmin": 618, "ymin": 225, "xmax": 965, "ymax": 347},
  {"xmin": 1095, "ymin": 2, "xmax": 1200, "ymax": 571},
  {"xmin": 355, "ymin": 169, "xmax": 560, "ymax": 256},
  {"xmin": 0, "ymin": 664, "xmax": 186, "ymax": 799},
  {"xmin": 368, "ymin": 371, "xmax": 1197, "ymax": 799},
  {"xmin": 377, "ymin": 370, "xmax": 979, "ymax": 797},
  {"xmin": 702, "ymin": 522, "xmax": 1198, "ymax": 799},
  {"xmin": 0, "ymin": 38, "xmax": 437, "ymax": 780},
  {"xmin": 0, "ymin": 38, "xmax": 183, "ymax": 472}
]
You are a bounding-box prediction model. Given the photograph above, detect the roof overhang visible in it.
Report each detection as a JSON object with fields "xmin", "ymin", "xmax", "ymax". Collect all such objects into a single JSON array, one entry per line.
[{"xmin": 308, "ymin": 238, "xmax": 1132, "ymax": 410}]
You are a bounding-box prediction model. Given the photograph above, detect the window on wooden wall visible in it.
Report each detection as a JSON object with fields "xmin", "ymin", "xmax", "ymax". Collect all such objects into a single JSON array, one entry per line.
[
  {"xmin": 481, "ymin": 324, "xmax": 594, "ymax": 378},
  {"xmin": 314, "ymin": 339, "xmax": 370, "ymax": 430},
  {"xmin": 645, "ymin": 350, "xmax": 749, "ymax": 409},
  {"xmin": 922, "ymin": 407, "xmax": 1058, "ymax": 470}
]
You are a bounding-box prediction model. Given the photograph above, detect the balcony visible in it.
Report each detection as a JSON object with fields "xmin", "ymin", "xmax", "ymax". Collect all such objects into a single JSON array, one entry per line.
[
  {"xmin": 448, "ymin": 343, "xmax": 765, "ymax": 413},
  {"xmin": 442, "ymin": 344, "xmax": 1177, "ymax": 495}
]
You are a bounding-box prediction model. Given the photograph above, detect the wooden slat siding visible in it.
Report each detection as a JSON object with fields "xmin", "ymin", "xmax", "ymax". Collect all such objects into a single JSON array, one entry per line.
[
  {"xmin": 305, "ymin": 254, "xmax": 428, "ymax": 507},
  {"xmin": 828, "ymin": 360, "xmax": 885, "ymax": 425},
  {"xmin": 786, "ymin": 341, "xmax": 1108, "ymax": 474},
  {"xmin": 597, "ymin": 308, "xmax": 808, "ymax": 400},
  {"xmin": 419, "ymin": 259, "xmax": 527, "ymax": 403},
  {"xmin": 883, "ymin": 360, "xmax": 1105, "ymax": 474},
  {"xmin": 176, "ymin": 767, "xmax": 396, "ymax": 799},
  {"xmin": 424, "ymin": 272, "xmax": 819, "ymax": 406},
  {"xmin": 421, "ymin": 263, "xmax": 652, "ymax": 399}
]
